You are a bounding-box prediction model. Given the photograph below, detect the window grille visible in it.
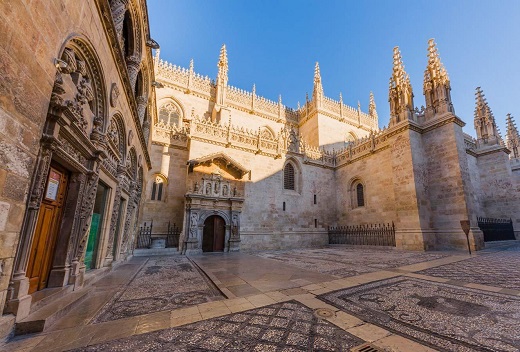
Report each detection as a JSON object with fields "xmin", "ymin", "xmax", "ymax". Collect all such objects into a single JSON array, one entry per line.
[
  {"xmin": 159, "ymin": 103, "xmax": 180, "ymax": 126},
  {"xmin": 284, "ymin": 163, "xmax": 295, "ymax": 190},
  {"xmin": 151, "ymin": 180, "xmax": 164, "ymax": 201},
  {"xmin": 356, "ymin": 183, "xmax": 365, "ymax": 207}
]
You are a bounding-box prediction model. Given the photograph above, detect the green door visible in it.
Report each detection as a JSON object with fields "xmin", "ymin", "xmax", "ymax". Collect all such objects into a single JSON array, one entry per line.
[{"xmin": 85, "ymin": 183, "xmax": 108, "ymax": 270}]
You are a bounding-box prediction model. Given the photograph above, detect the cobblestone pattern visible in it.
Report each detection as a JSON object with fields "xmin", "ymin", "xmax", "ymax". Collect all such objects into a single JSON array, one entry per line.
[
  {"xmin": 256, "ymin": 248, "xmax": 448, "ymax": 277},
  {"xmin": 418, "ymin": 244, "xmax": 520, "ymax": 290},
  {"xmin": 92, "ymin": 257, "xmax": 223, "ymax": 323},
  {"xmin": 77, "ymin": 301, "xmax": 363, "ymax": 351},
  {"xmin": 320, "ymin": 277, "xmax": 520, "ymax": 352}
]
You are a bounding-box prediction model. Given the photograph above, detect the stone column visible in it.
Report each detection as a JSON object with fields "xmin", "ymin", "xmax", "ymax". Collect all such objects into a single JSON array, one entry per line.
[
  {"xmin": 105, "ymin": 165, "xmax": 126, "ymax": 262},
  {"xmin": 120, "ymin": 182, "xmax": 137, "ymax": 257},
  {"xmin": 142, "ymin": 119, "xmax": 150, "ymax": 146},
  {"xmin": 126, "ymin": 55, "xmax": 141, "ymax": 90},
  {"xmin": 68, "ymin": 171, "xmax": 100, "ymax": 289},
  {"xmin": 110, "ymin": 0, "xmax": 130, "ymax": 49},
  {"xmin": 136, "ymin": 95, "xmax": 147, "ymax": 125},
  {"xmin": 6, "ymin": 146, "xmax": 53, "ymax": 318}
]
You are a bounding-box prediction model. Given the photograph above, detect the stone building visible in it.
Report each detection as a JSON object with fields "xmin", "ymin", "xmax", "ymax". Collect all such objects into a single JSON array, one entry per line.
[
  {"xmin": 0, "ymin": 0, "xmax": 155, "ymax": 334},
  {"xmin": 0, "ymin": 0, "xmax": 519, "ymax": 340},
  {"xmin": 143, "ymin": 39, "xmax": 520, "ymax": 256}
]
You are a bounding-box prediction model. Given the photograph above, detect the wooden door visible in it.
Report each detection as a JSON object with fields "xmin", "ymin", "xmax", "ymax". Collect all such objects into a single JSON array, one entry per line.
[
  {"xmin": 202, "ymin": 216, "xmax": 226, "ymax": 252},
  {"xmin": 27, "ymin": 164, "xmax": 69, "ymax": 294},
  {"xmin": 213, "ymin": 216, "xmax": 225, "ymax": 252}
]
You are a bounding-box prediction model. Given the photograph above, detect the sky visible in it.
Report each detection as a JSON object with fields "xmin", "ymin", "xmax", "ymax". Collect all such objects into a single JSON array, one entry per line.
[{"xmin": 147, "ymin": 0, "xmax": 520, "ymax": 137}]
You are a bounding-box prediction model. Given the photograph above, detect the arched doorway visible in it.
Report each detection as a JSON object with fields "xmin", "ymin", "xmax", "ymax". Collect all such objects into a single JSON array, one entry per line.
[{"xmin": 202, "ymin": 215, "xmax": 226, "ymax": 252}]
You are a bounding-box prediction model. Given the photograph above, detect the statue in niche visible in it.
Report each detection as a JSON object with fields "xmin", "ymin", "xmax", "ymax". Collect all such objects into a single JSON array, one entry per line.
[
  {"xmin": 205, "ymin": 183, "xmax": 211, "ymax": 195},
  {"xmin": 189, "ymin": 213, "xmax": 198, "ymax": 238},
  {"xmin": 194, "ymin": 181, "xmax": 200, "ymax": 193},
  {"xmin": 214, "ymin": 180, "xmax": 220, "ymax": 194},
  {"xmin": 231, "ymin": 214, "xmax": 239, "ymax": 238},
  {"xmin": 222, "ymin": 185, "xmax": 228, "ymax": 196}
]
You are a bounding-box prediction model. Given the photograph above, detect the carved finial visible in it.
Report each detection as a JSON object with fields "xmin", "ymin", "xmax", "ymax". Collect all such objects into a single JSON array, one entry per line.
[
  {"xmin": 313, "ymin": 62, "xmax": 324, "ymax": 104},
  {"xmin": 252, "ymin": 83, "xmax": 256, "ymax": 95},
  {"xmin": 474, "ymin": 87, "xmax": 501, "ymax": 145},
  {"xmin": 297, "ymin": 101, "xmax": 301, "ymax": 109},
  {"xmin": 506, "ymin": 113, "xmax": 520, "ymax": 158},
  {"xmin": 357, "ymin": 100, "xmax": 361, "ymax": 111},
  {"xmin": 423, "ymin": 39, "xmax": 453, "ymax": 118},
  {"xmin": 388, "ymin": 46, "xmax": 414, "ymax": 124},
  {"xmin": 369, "ymin": 91, "xmax": 378, "ymax": 119},
  {"xmin": 189, "ymin": 58, "xmax": 194, "ymax": 71},
  {"xmin": 339, "ymin": 92, "xmax": 343, "ymax": 104},
  {"xmin": 217, "ymin": 44, "xmax": 228, "ymax": 81},
  {"xmin": 278, "ymin": 94, "xmax": 282, "ymax": 105}
]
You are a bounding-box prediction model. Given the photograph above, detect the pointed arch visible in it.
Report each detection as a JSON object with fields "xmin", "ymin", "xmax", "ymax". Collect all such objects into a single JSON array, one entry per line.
[
  {"xmin": 283, "ymin": 157, "xmax": 302, "ymax": 193},
  {"xmin": 157, "ymin": 98, "xmax": 185, "ymax": 127},
  {"xmin": 107, "ymin": 112, "xmax": 127, "ymax": 158},
  {"xmin": 349, "ymin": 177, "xmax": 366, "ymax": 208},
  {"xmin": 57, "ymin": 34, "xmax": 109, "ymax": 136}
]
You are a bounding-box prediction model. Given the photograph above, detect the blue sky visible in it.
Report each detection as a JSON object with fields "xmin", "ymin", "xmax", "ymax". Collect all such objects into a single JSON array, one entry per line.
[{"xmin": 148, "ymin": 1, "xmax": 520, "ymax": 136}]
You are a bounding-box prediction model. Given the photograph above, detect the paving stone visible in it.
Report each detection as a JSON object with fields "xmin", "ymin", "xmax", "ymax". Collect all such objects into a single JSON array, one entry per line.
[
  {"xmin": 256, "ymin": 247, "xmax": 449, "ymax": 278},
  {"xmin": 92, "ymin": 256, "xmax": 223, "ymax": 323},
  {"xmin": 418, "ymin": 244, "xmax": 520, "ymax": 290},
  {"xmin": 320, "ymin": 276, "xmax": 520, "ymax": 352},
  {"xmin": 72, "ymin": 301, "xmax": 364, "ymax": 352}
]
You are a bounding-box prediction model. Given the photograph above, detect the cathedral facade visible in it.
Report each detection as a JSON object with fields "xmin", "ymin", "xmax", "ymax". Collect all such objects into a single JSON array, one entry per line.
[
  {"xmin": 144, "ymin": 40, "xmax": 520, "ymax": 256},
  {"xmin": 0, "ymin": 0, "xmax": 519, "ymax": 338}
]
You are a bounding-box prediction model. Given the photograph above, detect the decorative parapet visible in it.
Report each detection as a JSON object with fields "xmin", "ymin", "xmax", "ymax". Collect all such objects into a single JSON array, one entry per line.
[
  {"xmin": 152, "ymin": 120, "xmax": 189, "ymax": 148},
  {"xmin": 154, "ymin": 57, "xmax": 374, "ymax": 129},
  {"xmin": 463, "ymin": 132, "xmax": 477, "ymax": 151}
]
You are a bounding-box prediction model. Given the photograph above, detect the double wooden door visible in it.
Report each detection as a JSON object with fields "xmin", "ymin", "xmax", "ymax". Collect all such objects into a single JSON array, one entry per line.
[
  {"xmin": 27, "ymin": 163, "xmax": 69, "ymax": 294},
  {"xmin": 202, "ymin": 216, "xmax": 225, "ymax": 252}
]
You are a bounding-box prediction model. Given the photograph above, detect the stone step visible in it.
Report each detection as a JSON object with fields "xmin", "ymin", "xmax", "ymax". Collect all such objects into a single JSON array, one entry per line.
[
  {"xmin": 29, "ymin": 286, "xmax": 74, "ymax": 315},
  {"xmin": 15, "ymin": 289, "xmax": 89, "ymax": 335},
  {"xmin": 133, "ymin": 247, "xmax": 181, "ymax": 256}
]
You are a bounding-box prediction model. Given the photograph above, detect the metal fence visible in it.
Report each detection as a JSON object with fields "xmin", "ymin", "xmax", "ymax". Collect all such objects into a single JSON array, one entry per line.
[
  {"xmin": 328, "ymin": 222, "xmax": 396, "ymax": 247},
  {"xmin": 477, "ymin": 217, "xmax": 515, "ymax": 242},
  {"xmin": 136, "ymin": 220, "xmax": 181, "ymax": 249}
]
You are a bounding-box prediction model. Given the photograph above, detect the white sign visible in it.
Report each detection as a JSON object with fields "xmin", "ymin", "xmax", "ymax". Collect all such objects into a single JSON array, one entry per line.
[{"xmin": 45, "ymin": 171, "xmax": 60, "ymax": 201}]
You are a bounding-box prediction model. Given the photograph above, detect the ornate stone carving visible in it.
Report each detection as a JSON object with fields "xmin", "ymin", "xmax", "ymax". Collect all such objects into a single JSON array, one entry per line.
[
  {"xmin": 126, "ymin": 54, "xmax": 141, "ymax": 89},
  {"xmin": 110, "ymin": 83, "xmax": 120, "ymax": 107},
  {"xmin": 109, "ymin": 0, "xmax": 130, "ymax": 49}
]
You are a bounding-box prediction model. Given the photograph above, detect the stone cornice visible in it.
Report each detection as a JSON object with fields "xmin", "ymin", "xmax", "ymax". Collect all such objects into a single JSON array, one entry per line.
[{"xmin": 94, "ymin": 0, "xmax": 152, "ymax": 169}]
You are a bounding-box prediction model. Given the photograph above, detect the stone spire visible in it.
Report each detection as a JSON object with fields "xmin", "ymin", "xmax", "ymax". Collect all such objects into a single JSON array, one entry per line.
[
  {"xmin": 215, "ymin": 44, "xmax": 228, "ymax": 106},
  {"xmin": 369, "ymin": 91, "xmax": 378, "ymax": 120},
  {"xmin": 474, "ymin": 87, "xmax": 501, "ymax": 146},
  {"xmin": 506, "ymin": 113, "xmax": 520, "ymax": 158},
  {"xmin": 388, "ymin": 46, "xmax": 414, "ymax": 125},
  {"xmin": 313, "ymin": 62, "xmax": 324, "ymax": 107},
  {"xmin": 423, "ymin": 39, "xmax": 454, "ymax": 119}
]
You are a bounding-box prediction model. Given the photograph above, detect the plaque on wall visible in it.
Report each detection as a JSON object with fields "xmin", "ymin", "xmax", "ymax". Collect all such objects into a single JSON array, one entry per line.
[{"xmin": 45, "ymin": 170, "xmax": 61, "ymax": 201}]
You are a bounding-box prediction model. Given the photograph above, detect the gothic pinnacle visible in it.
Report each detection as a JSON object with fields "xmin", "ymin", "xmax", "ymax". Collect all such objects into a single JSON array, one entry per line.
[
  {"xmin": 369, "ymin": 91, "xmax": 378, "ymax": 118},
  {"xmin": 313, "ymin": 62, "xmax": 323, "ymax": 100},
  {"xmin": 424, "ymin": 38, "xmax": 449, "ymax": 88}
]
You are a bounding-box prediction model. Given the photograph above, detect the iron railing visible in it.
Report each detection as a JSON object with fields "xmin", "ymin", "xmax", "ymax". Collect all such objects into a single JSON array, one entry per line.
[
  {"xmin": 136, "ymin": 220, "xmax": 153, "ymax": 249},
  {"xmin": 136, "ymin": 220, "xmax": 181, "ymax": 249},
  {"xmin": 328, "ymin": 222, "xmax": 396, "ymax": 246},
  {"xmin": 477, "ymin": 217, "xmax": 515, "ymax": 242}
]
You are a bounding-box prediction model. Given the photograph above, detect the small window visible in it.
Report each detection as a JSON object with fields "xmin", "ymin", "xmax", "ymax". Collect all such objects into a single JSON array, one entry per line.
[
  {"xmin": 313, "ymin": 194, "xmax": 317, "ymax": 205},
  {"xmin": 284, "ymin": 163, "xmax": 295, "ymax": 190},
  {"xmin": 283, "ymin": 202, "xmax": 286, "ymax": 211},
  {"xmin": 151, "ymin": 176, "xmax": 165, "ymax": 201},
  {"xmin": 356, "ymin": 183, "xmax": 365, "ymax": 207},
  {"xmin": 314, "ymin": 219, "xmax": 318, "ymax": 228}
]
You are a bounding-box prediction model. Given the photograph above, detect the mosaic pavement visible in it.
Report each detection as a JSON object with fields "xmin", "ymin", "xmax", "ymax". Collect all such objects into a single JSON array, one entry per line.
[
  {"xmin": 320, "ymin": 276, "xmax": 520, "ymax": 352},
  {"xmin": 76, "ymin": 301, "xmax": 364, "ymax": 351},
  {"xmin": 256, "ymin": 247, "xmax": 449, "ymax": 278},
  {"xmin": 92, "ymin": 256, "xmax": 223, "ymax": 323},
  {"xmin": 418, "ymin": 243, "xmax": 520, "ymax": 290}
]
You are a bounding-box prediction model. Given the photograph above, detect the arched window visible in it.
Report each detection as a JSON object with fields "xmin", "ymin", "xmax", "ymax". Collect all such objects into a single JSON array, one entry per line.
[
  {"xmin": 283, "ymin": 163, "xmax": 295, "ymax": 190},
  {"xmin": 356, "ymin": 183, "xmax": 365, "ymax": 207},
  {"xmin": 159, "ymin": 103, "xmax": 181, "ymax": 127},
  {"xmin": 151, "ymin": 176, "xmax": 165, "ymax": 201},
  {"xmin": 350, "ymin": 179, "xmax": 365, "ymax": 208}
]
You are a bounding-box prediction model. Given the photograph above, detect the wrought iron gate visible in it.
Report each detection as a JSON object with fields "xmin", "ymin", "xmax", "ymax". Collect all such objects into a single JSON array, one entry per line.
[
  {"xmin": 477, "ymin": 217, "xmax": 515, "ymax": 242},
  {"xmin": 136, "ymin": 221, "xmax": 153, "ymax": 249},
  {"xmin": 136, "ymin": 220, "xmax": 181, "ymax": 249},
  {"xmin": 328, "ymin": 223, "xmax": 396, "ymax": 246}
]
